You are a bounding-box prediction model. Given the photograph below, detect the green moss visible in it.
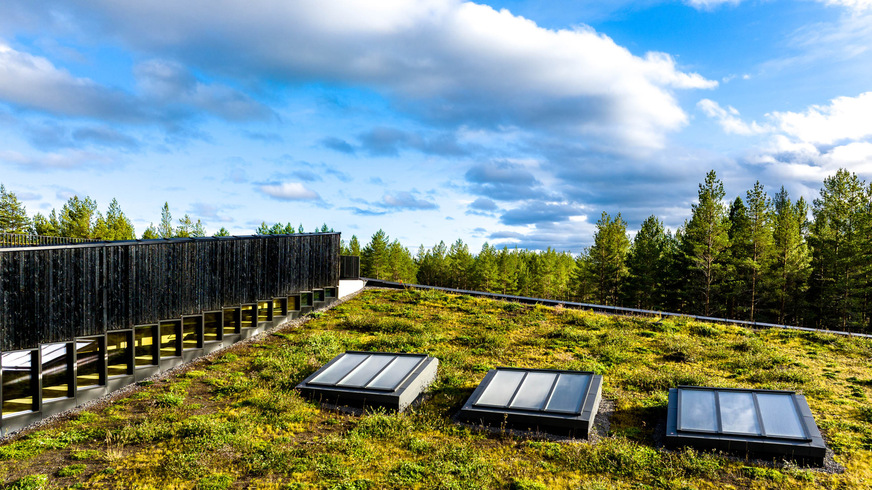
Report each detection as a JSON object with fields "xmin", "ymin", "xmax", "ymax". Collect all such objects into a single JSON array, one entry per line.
[{"xmin": 1, "ymin": 289, "xmax": 870, "ymax": 488}]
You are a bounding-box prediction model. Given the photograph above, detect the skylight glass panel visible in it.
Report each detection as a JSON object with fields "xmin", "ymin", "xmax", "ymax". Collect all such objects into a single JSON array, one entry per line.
[
  {"xmin": 336, "ymin": 355, "xmax": 395, "ymax": 388},
  {"xmin": 544, "ymin": 374, "xmax": 590, "ymax": 414},
  {"xmin": 757, "ymin": 393, "xmax": 805, "ymax": 438},
  {"xmin": 678, "ymin": 389, "xmax": 718, "ymax": 432},
  {"xmin": 309, "ymin": 353, "xmax": 368, "ymax": 386},
  {"xmin": 475, "ymin": 369, "xmax": 526, "ymax": 407},
  {"xmin": 367, "ymin": 356, "xmax": 423, "ymax": 391},
  {"xmin": 719, "ymin": 391, "xmax": 759, "ymax": 434},
  {"xmin": 509, "ymin": 372, "xmax": 557, "ymax": 410}
]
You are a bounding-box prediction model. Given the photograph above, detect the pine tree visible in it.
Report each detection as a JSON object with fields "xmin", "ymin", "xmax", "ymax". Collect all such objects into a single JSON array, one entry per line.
[
  {"xmin": 348, "ymin": 235, "xmax": 360, "ymax": 256},
  {"xmin": 726, "ymin": 196, "xmax": 751, "ymax": 319},
  {"xmin": 256, "ymin": 222, "xmax": 271, "ymax": 235},
  {"xmin": 213, "ymin": 227, "xmax": 231, "ymax": 237},
  {"xmin": 743, "ymin": 182, "xmax": 774, "ymax": 321},
  {"xmin": 104, "ymin": 199, "xmax": 135, "ymax": 240},
  {"xmin": 808, "ymin": 169, "xmax": 867, "ymax": 329},
  {"xmin": 473, "ymin": 243, "xmax": 499, "ymax": 292},
  {"xmin": 387, "ymin": 240, "xmax": 417, "ymax": 282},
  {"xmin": 158, "ymin": 203, "xmax": 173, "ymax": 239},
  {"xmin": 33, "ymin": 211, "xmax": 61, "ymax": 236},
  {"xmin": 0, "ymin": 184, "xmax": 31, "ymax": 234},
  {"xmin": 681, "ymin": 171, "xmax": 731, "ymax": 316},
  {"xmin": 59, "ymin": 196, "xmax": 98, "ymax": 238},
  {"xmin": 142, "ymin": 224, "xmax": 159, "ymax": 239},
  {"xmin": 771, "ymin": 187, "xmax": 810, "ymax": 325},
  {"xmin": 495, "ymin": 247, "xmax": 520, "ymax": 295},
  {"xmin": 569, "ymin": 249, "xmax": 595, "ymax": 303},
  {"xmin": 447, "ymin": 238, "xmax": 474, "ymax": 289},
  {"xmin": 361, "ymin": 230, "xmax": 390, "ymax": 279},
  {"xmin": 626, "ymin": 215, "xmax": 669, "ymax": 310},
  {"xmin": 415, "ymin": 241, "xmax": 447, "ymax": 286},
  {"xmin": 176, "ymin": 215, "xmax": 206, "ymax": 237},
  {"xmin": 588, "ymin": 212, "xmax": 630, "ymax": 305}
]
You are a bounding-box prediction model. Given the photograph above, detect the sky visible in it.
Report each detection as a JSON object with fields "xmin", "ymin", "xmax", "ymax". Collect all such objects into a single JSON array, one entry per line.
[{"xmin": 1, "ymin": 0, "xmax": 871, "ymax": 254}]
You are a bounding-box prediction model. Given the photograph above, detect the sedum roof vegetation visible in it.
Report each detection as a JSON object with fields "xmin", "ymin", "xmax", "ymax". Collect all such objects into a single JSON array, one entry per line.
[{"xmin": 1, "ymin": 289, "xmax": 871, "ymax": 489}]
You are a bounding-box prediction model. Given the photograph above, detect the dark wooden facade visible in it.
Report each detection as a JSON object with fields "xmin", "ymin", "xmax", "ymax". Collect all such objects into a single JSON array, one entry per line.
[{"xmin": 0, "ymin": 233, "xmax": 340, "ymax": 352}]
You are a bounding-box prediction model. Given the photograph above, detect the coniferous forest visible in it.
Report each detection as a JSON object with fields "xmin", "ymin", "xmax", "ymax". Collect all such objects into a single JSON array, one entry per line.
[
  {"xmin": 346, "ymin": 169, "xmax": 872, "ymax": 332},
  {"xmin": 3, "ymin": 168, "xmax": 871, "ymax": 331}
]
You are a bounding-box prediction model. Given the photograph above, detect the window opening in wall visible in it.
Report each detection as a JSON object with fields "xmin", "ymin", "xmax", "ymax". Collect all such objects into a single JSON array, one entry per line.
[
  {"xmin": 258, "ymin": 301, "xmax": 271, "ymax": 322},
  {"xmin": 240, "ymin": 305, "xmax": 256, "ymax": 329},
  {"xmin": 183, "ymin": 316, "xmax": 202, "ymax": 350},
  {"xmin": 107, "ymin": 331, "xmax": 131, "ymax": 377},
  {"xmin": 2, "ymin": 350, "xmax": 35, "ymax": 416},
  {"xmin": 160, "ymin": 320, "xmax": 181, "ymax": 358},
  {"xmin": 76, "ymin": 338, "xmax": 103, "ymax": 388},
  {"xmin": 204, "ymin": 312, "xmax": 222, "ymax": 342},
  {"xmin": 273, "ymin": 298, "xmax": 287, "ymax": 317},
  {"xmin": 41, "ymin": 343, "xmax": 72, "ymax": 400},
  {"xmin": 223, "ymin": 308, "xmax": 240, "ymax": 335},
  {"xmin": 134, "ymin": 325, "xmax": 157, "ymax": 366}
]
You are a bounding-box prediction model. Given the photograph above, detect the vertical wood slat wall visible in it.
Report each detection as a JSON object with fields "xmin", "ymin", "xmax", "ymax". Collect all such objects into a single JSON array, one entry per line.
[{"xmin": 0, "ymin": 233, "xmax": 340, "ymax": 352}]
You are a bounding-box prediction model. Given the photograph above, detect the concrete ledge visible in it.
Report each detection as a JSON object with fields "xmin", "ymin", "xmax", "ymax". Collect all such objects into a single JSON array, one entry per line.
[
  {"xmin": 107, "ymin": 375, "xmax": 135, "ymax": 393},
  {"xmin": 42, "ymin": 397, "xmax": 78, "ymax": 418},
  {"xmin": 76, "ymin": 386, "xmax": 107, "ymax": 405},
  {"xmin": 160, "ymin": 356, "xmax": 184, "ymax": 372},
  {"xmin": 135, "ymin": 365, "xmax": 160, "ymax": 381}
]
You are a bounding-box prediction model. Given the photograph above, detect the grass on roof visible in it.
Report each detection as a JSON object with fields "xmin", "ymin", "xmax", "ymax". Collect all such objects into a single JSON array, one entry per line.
[{"xmin": 2, "ymin": 289, "xmax": 872, "ymax": 489}]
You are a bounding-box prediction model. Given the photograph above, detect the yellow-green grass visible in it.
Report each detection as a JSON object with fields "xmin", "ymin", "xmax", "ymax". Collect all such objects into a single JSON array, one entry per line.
[{"xmin": 2, "ymin": 288, "xmax": 872, "ymax": 489}]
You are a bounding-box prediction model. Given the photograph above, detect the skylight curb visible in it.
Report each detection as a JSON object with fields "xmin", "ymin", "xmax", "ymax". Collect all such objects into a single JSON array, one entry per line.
[
  {"xmin": 457, "ymin": 367, "xmax": 603, "ymax": 438},
  {"xmin": 665, "ymin": 386, "xmax": 827, "ymax": 465},
  {"xmin": 296, "ymin": 351, "xmax": 439, "ymax": 412}
]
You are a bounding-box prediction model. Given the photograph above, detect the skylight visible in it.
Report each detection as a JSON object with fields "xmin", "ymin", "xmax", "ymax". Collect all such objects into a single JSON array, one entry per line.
[
  {"xmin": 297, "ymin": 351, "xmax": 438, "ymax": 411},
  {"xmin": 458, "ymin": 367, "xmax": 603, "ymax": 438},
  {"xmin": 666, "ymin": 386, "xmax": 827, "ymax": 465}
]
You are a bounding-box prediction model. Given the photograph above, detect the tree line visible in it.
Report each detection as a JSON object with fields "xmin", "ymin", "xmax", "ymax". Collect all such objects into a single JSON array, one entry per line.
[
  {"xmin": 0, "ymin": 186, "xmax": 335, "ymax": 240},
  {"xmin": 344, "ymin": 169, "xmax": 872, "ymax": 332}
]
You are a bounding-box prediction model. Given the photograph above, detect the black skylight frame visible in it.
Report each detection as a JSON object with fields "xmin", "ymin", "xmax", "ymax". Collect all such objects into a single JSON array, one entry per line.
[
  {"xmin": 458, "ymin": 367, "xmax": 603, "ymax": 438},
  {"xmin": 666, "ymin": 386, "xmax": 827, "ymax": 465},
  {"xmin": 296, "ymin": 351, "xmax": 438, "ymax": 412}
]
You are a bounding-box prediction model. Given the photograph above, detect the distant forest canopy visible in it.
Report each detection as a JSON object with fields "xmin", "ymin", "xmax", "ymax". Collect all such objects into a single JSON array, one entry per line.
[
  {"xmin": 4, "ymin": 167, "xmax": 871, "ymax": 331},
  {"xmin": 0, "ymin": 186, "xmax": 333, "ymax": 240},
  {"xmin": 342, "ymin": 169, "xmax": 872, "ymax": 332}
]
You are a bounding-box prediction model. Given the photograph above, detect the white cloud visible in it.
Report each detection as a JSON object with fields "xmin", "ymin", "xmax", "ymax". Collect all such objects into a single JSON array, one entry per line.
[
  {"xmin": 728, "ymin": 92, "xmax": 872, "ymax": 182},
  {"xmin": 0, "ymin": 43, "xmax": 139, "ymax": 119},
  {"xmin": 684, "ymin": 0, "xmax": 743, "ymax": 10},
  {"xmin": 6, "ymin": 0, "xmax": 716, "ymax": 152},
  {"xmin": 0, "ymin": 148, "xmax": 116, "ymax": 169},
  {"xmin": 258, "ymin": 182, "xmax": 321, "ymax": 201},
  {"xmin": 769, "ymin": 92, "xmax": 872, "ymax": 145},
  {"xmin": 697, "ymin": 99, "xmax": 766, "ymax": 135},
  {"xmin": 821, "ymin": 0, "xmax": 872, "ymax": 13}
]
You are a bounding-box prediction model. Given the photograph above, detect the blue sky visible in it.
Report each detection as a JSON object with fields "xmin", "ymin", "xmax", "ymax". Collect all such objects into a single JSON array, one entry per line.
[{"xmin": 1, "ymin": 0, "xmax": 871, "ymax": 253}]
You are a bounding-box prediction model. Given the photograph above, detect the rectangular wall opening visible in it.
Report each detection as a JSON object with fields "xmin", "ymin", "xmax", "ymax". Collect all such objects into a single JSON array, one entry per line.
[
  {"xmin": 41, "ymin": 343, "xmax": 72, "ymax": 400},
  {"xmin": 288, "ymin": 295, "xmax": 300, "ymax": 311},
  {"xmin": 2, "ymin": 350, "xmax": 35, "ymax": 416},
  {"xmin": 273, "ymin": 297, "xmax": 287, "ymax": 317},
  {"xmin": 240, "ymin": 305, "xmax": 256, "ymax": 329},
  {"xmin": 76, "ymin": 337, "xmax": 104, "ymax": 389},
  {"xmin": 183, "ymin": 316, "xmax": 203, "ymax": 350},
  {"xmin": 160, "ymin": 320, "xmax": 182, "ymax": 358},
  {"xmin": 223, "ymin": 308, "xmax": 240, "ymax": 335},
  {"xmin": 204, "ymin": 312, "xmax": 222, "ymax": 342},
  {"xmin": 134, "ymin": 325, "xmax": 158, "ymax": 366},
  {"xmin": 107, "ymin": 331, "xmax": 132, "ymax": 377},
  {"xmin": 257, "ymin": 301, "xmax": 272, "ymax": 322}
]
